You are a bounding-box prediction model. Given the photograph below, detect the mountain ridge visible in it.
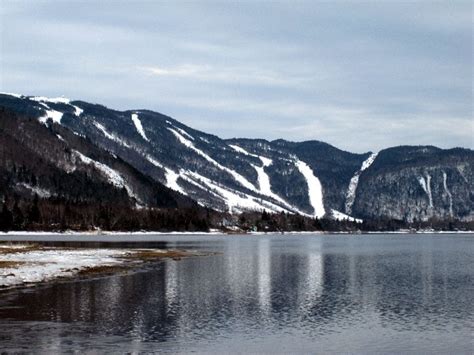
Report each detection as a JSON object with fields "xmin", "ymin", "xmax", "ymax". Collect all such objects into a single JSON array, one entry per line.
[{"xmin": 1, "ymin": 92, "xmax": 472, "ymax": 223}]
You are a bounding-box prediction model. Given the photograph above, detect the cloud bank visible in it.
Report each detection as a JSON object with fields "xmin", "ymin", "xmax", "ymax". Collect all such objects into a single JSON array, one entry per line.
[{"xmin": 0, "ymin": 1, "xmax": 472, "ymax": 152}]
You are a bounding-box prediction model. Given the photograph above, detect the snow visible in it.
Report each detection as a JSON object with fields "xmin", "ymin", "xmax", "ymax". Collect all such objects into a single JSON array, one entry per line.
[
  {"xmin": 56, "ymin": 134, "xmax": 65, "ymax": 141},
  {"xmin": 426, "ymin": 174, "xmax": 434, "ymax": 208},
  {"xmin": 179, "ymin": 173, "xmax": 223, "ymax": 203},
  {"xmin": 251, "ymin": 160, "xmax": 302, "ymax": 213},
  {"xmin": 174, "ymin": 127, "xmax": 194, "ymax": 141},
  {"xmin": 146, "ymin": 156, "xmax": 187, "ymax": 195},
  {"xmin": 254, "ymin": 164, "xmax": 273, "ymax": 196},
  {"xmin": 30, "ymin": 96, "xmax": 71, "ymax": 104},
  {"xmin": 72, "ymin": 105, "xmax": 84, "ymax": 116},
  {"xmin": 30, "ymin": 95, "xmax": 83, "ymax": 118},
  {"xmin": 0, "ymin": 92, "xmax": 23, "ymax": 98},
  {"xmin": 220, "ymin": 145, "xmax": 311, "ymax": 215},
  {"xmin": 2, "ymin": 93, "xmax": 82, "ymax": 120},
  {"xmin": 418, "ymin": 174, "xmax": 434, "ymax": 208},
  {"xmin": 37, "ymin": 102, "xmax": 64, "ymax": 124},
  {"xmin": 443, "ymin": 172, "xmax": 453, "ymax": 217},
  {"xmin": 16, "ymin": 183, "xmax": 52, "ymax": 198},
  {"xmin": 0, "ymin": 247, "xmax": 129, "ymax": 287},
  {"xmin": 294, "ymin": 159, "xmax": 325, "ymax": 218},
  {"xmin": 145, "ymin": 155, "xmax": 164, "ymax": 168},
  {"xmin": 73, "ymin": 150, "xmax": 139, "ymax": 201},
  {"xmin": 131, "ymin": 113, "xmax": 149, "ymax": 142},
  {"xmin": 168, "ymin": 128, "xmax": 257, "ymax": 192},
  {"xmin": 229, "ymin": 144, "xmax": 257, "ymax": 157},
  {"xmin": 345, "ymin": 152, "xmax": 378, "ymax": 215},
  {"xmin": 418, "ymin": 176, "xmax": 428, "ymax": 194},
  {"xmin": 331, "ymin": 209, "xmax": 362, "ymax": 223},
  {"xmin": 360, "ymin": 152, "xmax": 378, "ymax": 171},
  {"xmin": 183, "ymin": 171, "xmax": 289, "ymax": 214},
  {"xmin": 93, "ymin": 121, "xmax": 131, "ymax": 148},
  {"xmin": 259, "ymin": 156, "xmax": 273, "ymax": 167},
  {"xmin": 147, "ymin": 138, "xmax": 304, "ymax": 215},
  {"xmin": 165, "ymin": 169, "xmax": 187, "ymax": 195},
  {"xmin": 228, "ymin": 144, "xmax": 261, "ymax": 160}
]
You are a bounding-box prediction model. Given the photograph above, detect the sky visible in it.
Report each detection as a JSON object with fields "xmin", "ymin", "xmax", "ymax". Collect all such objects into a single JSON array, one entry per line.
[{"xmin": 0, "ymin": 1, "xmax": 472, "ymax": 153}]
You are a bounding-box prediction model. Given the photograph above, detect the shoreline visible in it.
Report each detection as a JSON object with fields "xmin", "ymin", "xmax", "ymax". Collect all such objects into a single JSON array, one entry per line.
[
  {"xmin": 0, "ymin": 244, "xmax": 206, "ymax": 289},
  {"xmin": 0, "ymin": 230, "xmax": 473, "ymax": 237}
]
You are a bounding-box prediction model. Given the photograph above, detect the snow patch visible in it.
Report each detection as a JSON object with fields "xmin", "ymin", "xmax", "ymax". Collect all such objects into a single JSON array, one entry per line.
[
  {"xmin": 16, "ymin": 183, "xmax": 52, "ymax": 198},
  {"xmin": 345, "ymin": 152, "xmax": 378, "ymax": 215},
  {"xmin": 93, "ymin": 121, "xmax": 131, "ymax": 148},
  {"xmin": 254, "ymin": 164, "xmax": 273, "ymax": 196},
  {"xmin": 168, "ymin": 128, "xmax": 257, "ymax": 192},
  {"xmin": 251, "ymin": 159, "xmax": 303, "ymax": 213},
  {"xmin": 418, "ymin": 176, "xmax": 428, "ymax": 194},
  {"xmin": 31, "ymin": 96, "xmax": 83, "ymax": 123},
  {"xmin": 426, "ymin": 174, "xmax": 433, "ymax": 208},
  {"xmin": 229, "ymin": 144, "xmax": 260, "ymax": 159},
  {"xmin": 331, "ymin": 209, "xmax": 362, "ymax": 223},
  {"xmin": 360, "ymin": 152, "xmax": 378, "ymax": 171},
  {"xmin": 456, "ymin": 165, "xmax": 469, "ymax": 183},
  {"xmin": 73, "ymin": 150, "xmax": 139, "ymax": 202},
  {"xmin": 229, "ymin": 145, "xmax": 312, "ymax": 215},
  {"xmin": 442, "ymin": 172, "xmax": 453, "ymax": 217},
  {"xmin": 418, "ymin": 174, "xmax": 434, "ymax": 208},
  {"xmin": 174, "ymin": 127, "xmax": 194, "ymax": 140},
  {"xmin": 37, "ymin": 102, "xmax": 63, "ymax": 124},
  {"xmin": 164, "ymin": 169, "xmax": 186, "ymax": 195},
  {"xmin": 295, "ymin": 159, "xmax": 325, "ymax": 218},
  {"xmin": 0, "ymin": 248, "xmax": 128, "ymax": 287},
  {"xmin": 72, "ymin": 105, "xmax": 83, "ymax": 116},
  {"xmin": 131, "ymin": 113, "xmax": 149, "ymax": 142},
  {"xmin": 146, "ymin": 156, "xmax": 187, "ymax": 195},
  {"xmin": 0, "ymin": 92, "xmax": 23, "ymax": 98},
  {"xmin": 145, "ymin": 155, "xmax": 164, "ymax": 169},
  {"xmin": 259, "ymin": 156, "xmax": 272, "ymax": 167},
  {"xmin": 183, "ymin": 171, "xmax": 289, "ymax": 214},
  {"xmin": 30, "ymin": 96, "xmax": 71, "ymax": 104}
]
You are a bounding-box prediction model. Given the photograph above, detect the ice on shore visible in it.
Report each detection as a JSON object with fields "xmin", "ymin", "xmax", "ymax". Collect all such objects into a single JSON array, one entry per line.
[{"xmin": 0, "ymin": 247, "xmax": 128, "ymax": 287}]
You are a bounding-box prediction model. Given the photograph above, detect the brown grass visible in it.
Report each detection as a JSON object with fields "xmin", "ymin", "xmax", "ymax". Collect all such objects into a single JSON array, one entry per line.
[
  {"xmin": 0, "ymin": 261, "xmax": 25, "ymax": 268},
  {"xmin": 76, "ymin": 264, "xmax": 130, "ymax": 276},
  {"xmin": 124, "ymin": 249, "xmax": 195, "ymax": 261},
  {"xmin": 0, "ymin": 243, "xmax": 41, "ymax": 255}
]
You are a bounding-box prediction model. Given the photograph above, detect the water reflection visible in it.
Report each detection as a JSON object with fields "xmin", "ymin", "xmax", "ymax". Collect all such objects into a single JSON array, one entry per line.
[{"xmin": 0, "ymin": 234, "xmax": 472, "ymax": 353}]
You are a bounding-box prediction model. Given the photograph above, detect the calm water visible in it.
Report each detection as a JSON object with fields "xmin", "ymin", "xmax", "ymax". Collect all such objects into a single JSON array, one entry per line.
[{"xmin": 0, "ymin": 233, "xmax": 472, "ymax": 353}]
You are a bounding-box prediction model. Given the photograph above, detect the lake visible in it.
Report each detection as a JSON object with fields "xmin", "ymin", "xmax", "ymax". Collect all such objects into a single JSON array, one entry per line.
[{"xmin": 0, "ymin": 233, "xmax": 472, "ymax": 353}]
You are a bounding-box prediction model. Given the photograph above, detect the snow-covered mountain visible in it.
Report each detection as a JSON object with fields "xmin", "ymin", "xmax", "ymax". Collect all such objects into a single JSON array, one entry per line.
[{"xmin": 1, "ymin": 92, "xmax": 472, "ymax": 222}]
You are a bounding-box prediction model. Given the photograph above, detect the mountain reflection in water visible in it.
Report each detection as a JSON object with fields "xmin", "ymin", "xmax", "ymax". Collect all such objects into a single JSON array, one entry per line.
[{"xmin": 0, "ymin": 234, "xmax": 472, "ymax": 353}]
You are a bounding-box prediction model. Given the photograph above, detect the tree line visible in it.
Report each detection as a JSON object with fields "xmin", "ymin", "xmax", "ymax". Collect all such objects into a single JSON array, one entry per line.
[{"xmin": 1, "ymin": 194, "xmax": 472, "ymax": 233}]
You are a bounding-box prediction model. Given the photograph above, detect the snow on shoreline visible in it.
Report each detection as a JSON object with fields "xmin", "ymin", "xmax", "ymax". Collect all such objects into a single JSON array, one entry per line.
[
  {"xmin": 0, "ymin": 247, "xmax": 129, "ymax": 287},
  {"xmin": 0, "ymin": 230, "xmax": 471, "ymax": 239}
]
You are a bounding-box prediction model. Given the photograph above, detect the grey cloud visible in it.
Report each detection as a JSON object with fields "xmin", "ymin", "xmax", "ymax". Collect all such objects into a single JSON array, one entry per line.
[{"xmin": 0, "ymin": 1, "xmax": 471, "ymax": 152}]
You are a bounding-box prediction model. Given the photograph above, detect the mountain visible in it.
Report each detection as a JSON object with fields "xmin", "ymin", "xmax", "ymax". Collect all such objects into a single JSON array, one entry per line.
[{"xmin": 0, "ymin": 92, "xmax": 472, "ymax": 223}]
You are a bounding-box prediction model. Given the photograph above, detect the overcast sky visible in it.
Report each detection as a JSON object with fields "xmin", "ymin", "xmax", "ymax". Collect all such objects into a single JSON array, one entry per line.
[{"xmin": 0, "ymin": 1, "xmax": 472, "ymax": 152}]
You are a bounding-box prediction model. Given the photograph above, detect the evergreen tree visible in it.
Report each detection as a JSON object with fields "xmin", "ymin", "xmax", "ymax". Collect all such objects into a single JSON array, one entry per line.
[
  {"xmin": 12, "ymin": 199, "xmax": 24, "ymax": 230},
  {"xmin": 27, "ymin": 194, "xmax": 41, "ymax": 224},
  {"xmin": 0, "ymin": 201, "xmax": 13, "ymax": 231}
]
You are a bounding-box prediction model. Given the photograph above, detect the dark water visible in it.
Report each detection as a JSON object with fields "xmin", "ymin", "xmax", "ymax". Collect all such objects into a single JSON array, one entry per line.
[{"xmin": 0, "ymin": 233, "xmax": 473, "ymax": 353}]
